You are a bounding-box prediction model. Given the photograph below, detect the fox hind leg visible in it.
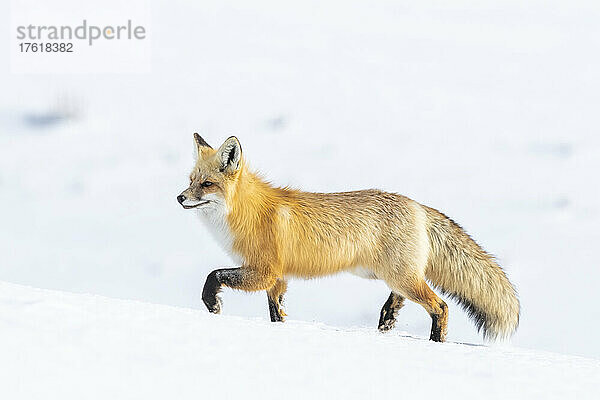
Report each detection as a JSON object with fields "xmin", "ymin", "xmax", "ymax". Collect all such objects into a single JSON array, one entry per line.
[
  {"xmin": 403, "ymin": 280, "xmax": 448, "ymax": 342},
  {"xmin": 378, "ymin": 292, "xmax": 405, "ymax": 332},
  {"xmin": 266, "ymin": 279, "xmax": 287, "ymax": 322}
]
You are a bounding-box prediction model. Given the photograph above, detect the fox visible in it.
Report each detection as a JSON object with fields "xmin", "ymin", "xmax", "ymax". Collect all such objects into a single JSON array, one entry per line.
[{"xmin": 177, "ymin": 134, "xmax": 520, "ymax": 342}]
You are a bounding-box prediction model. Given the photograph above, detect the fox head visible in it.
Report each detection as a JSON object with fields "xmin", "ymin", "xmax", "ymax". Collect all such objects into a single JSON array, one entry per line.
[{"xmin": 177, "ymin": 133, "xmax": 242, "ymax": 210}]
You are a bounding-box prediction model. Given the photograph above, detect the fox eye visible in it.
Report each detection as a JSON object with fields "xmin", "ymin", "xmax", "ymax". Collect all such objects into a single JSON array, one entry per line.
[{"xmin": 202, "ymin": 181, "xmax": 213, "ymax": 187}]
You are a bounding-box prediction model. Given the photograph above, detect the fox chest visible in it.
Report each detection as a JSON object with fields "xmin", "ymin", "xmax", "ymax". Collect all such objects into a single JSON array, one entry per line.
[{"xmin": 196, "ymin": 207, "xmax": 244, "ymax": 265}]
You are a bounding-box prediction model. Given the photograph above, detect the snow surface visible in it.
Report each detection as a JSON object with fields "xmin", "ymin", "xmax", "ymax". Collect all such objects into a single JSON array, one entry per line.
[
  {"xmin": 1, "ymin": 281, "xmax": 599, "ymax": 399},
  {"xmin": 1, "ymin": 0, "xmax": 600, "ymax": 373}
]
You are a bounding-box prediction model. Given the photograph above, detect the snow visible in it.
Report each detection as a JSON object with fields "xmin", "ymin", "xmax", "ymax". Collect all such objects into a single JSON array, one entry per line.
[
  {"xmin": 1, "ymin": 281, "xmax": 598, "ymax": 399},
  {"xmin": 1, "ymin": 0, "xmax": 600, "ymax": 390}
]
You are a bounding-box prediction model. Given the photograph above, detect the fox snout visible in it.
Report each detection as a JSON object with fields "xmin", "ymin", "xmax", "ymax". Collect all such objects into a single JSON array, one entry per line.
[
  {"xmin": 177, "ymin": 189, "xmax": 210, "ymax": 209},
  {"xmin": 177, "ymin": 187, "xmax": 192, "ymax": 207}
]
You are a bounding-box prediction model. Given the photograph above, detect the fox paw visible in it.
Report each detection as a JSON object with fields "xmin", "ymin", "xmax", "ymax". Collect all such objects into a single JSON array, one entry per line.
[
  {"xmin": 204, "ymin": 295, "xmax": 222, "ymax": 314},
  {"xmin": 429, "ymin": 327, "xmax": 447, "ymax": 342},
  {"xmin": 378, "ymin": 319, "xmax": 396, "ymax": 333}
]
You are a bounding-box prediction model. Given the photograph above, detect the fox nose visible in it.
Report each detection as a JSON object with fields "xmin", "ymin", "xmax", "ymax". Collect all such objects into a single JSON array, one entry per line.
[{"xmin": 177, "ymin": 194, "xmax": 186, "ymax": 204}]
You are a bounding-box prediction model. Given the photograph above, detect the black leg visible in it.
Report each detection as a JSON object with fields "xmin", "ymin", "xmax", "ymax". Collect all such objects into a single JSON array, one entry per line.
[
  {"xmin": 266, "ymin": 279, "xmax": 287, "ymax": 322},
  {"xmin": 268, "ymin": 296, "xmax": 284, "ymax": 322},
  {"xmin": 202, "ymin": 268, "xmax": 245, "ymax": 314},
  {"xmin": 202, "ymin": 267, "xmax": 278, "ymax": 315},
  {"xmin": 429, "ymin": 301, "xmax": 448, "ymax": 342},
  {"xmin": 378, "ymin": 292, "xmax": 405, "ymax": 332}
]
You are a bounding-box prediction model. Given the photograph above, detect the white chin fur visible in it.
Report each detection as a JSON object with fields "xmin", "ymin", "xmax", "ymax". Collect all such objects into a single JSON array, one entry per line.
[{"xmin": 194, "ymin": 193, "xmax": 243, "ymax": 265}]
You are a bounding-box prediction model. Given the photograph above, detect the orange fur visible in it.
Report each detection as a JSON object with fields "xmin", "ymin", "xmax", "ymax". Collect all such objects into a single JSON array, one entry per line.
[{"xmin": 179, "ymin": 135, "xmax": 520, "ymax": 341}]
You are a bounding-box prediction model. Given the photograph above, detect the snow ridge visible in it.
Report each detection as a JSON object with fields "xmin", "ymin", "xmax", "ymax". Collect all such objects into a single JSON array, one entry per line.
[{"xmin": 1, "ymin": 281, "xmax": 598, "ymax": 400}]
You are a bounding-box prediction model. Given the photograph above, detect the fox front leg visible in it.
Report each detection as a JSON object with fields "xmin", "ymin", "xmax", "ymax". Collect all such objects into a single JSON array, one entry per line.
[
  {"xmin": 202, "ymin": 267, "xmax": 277, "ymax": 314},
  {"xmin": 266, "ymin": 279, "xmax": 288, "ymax": 322}
]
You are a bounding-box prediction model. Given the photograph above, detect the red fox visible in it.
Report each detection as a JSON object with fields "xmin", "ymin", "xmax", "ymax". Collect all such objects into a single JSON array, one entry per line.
[{"xmin": 178, "ymin": 134, "xmax": 520, "ymax": 342}]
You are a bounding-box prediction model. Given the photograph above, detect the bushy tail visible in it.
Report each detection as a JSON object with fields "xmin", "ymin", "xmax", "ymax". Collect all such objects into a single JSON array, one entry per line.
[{"xmin": 423, "ymin": 207, "xmax": 520, "ymax": 340}]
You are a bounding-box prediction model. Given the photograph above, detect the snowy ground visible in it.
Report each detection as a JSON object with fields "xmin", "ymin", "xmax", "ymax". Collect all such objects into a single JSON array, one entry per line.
[
  {"xmin": 1, "ymin": 0, "xmax": 600, "ymax": 379},
  {"xmin": 1, "ymin": 281, "xmax": 599, "ymax": 400}
]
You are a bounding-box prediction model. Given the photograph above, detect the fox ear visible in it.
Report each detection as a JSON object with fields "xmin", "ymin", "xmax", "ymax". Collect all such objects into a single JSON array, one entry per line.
[
  {"xmin": 216, "ymin": 136, "xmax": 242, "ymax": 173},
  {"xmin": 194, "ymin": 133, "xmax": 212, "ymax": 155}
]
